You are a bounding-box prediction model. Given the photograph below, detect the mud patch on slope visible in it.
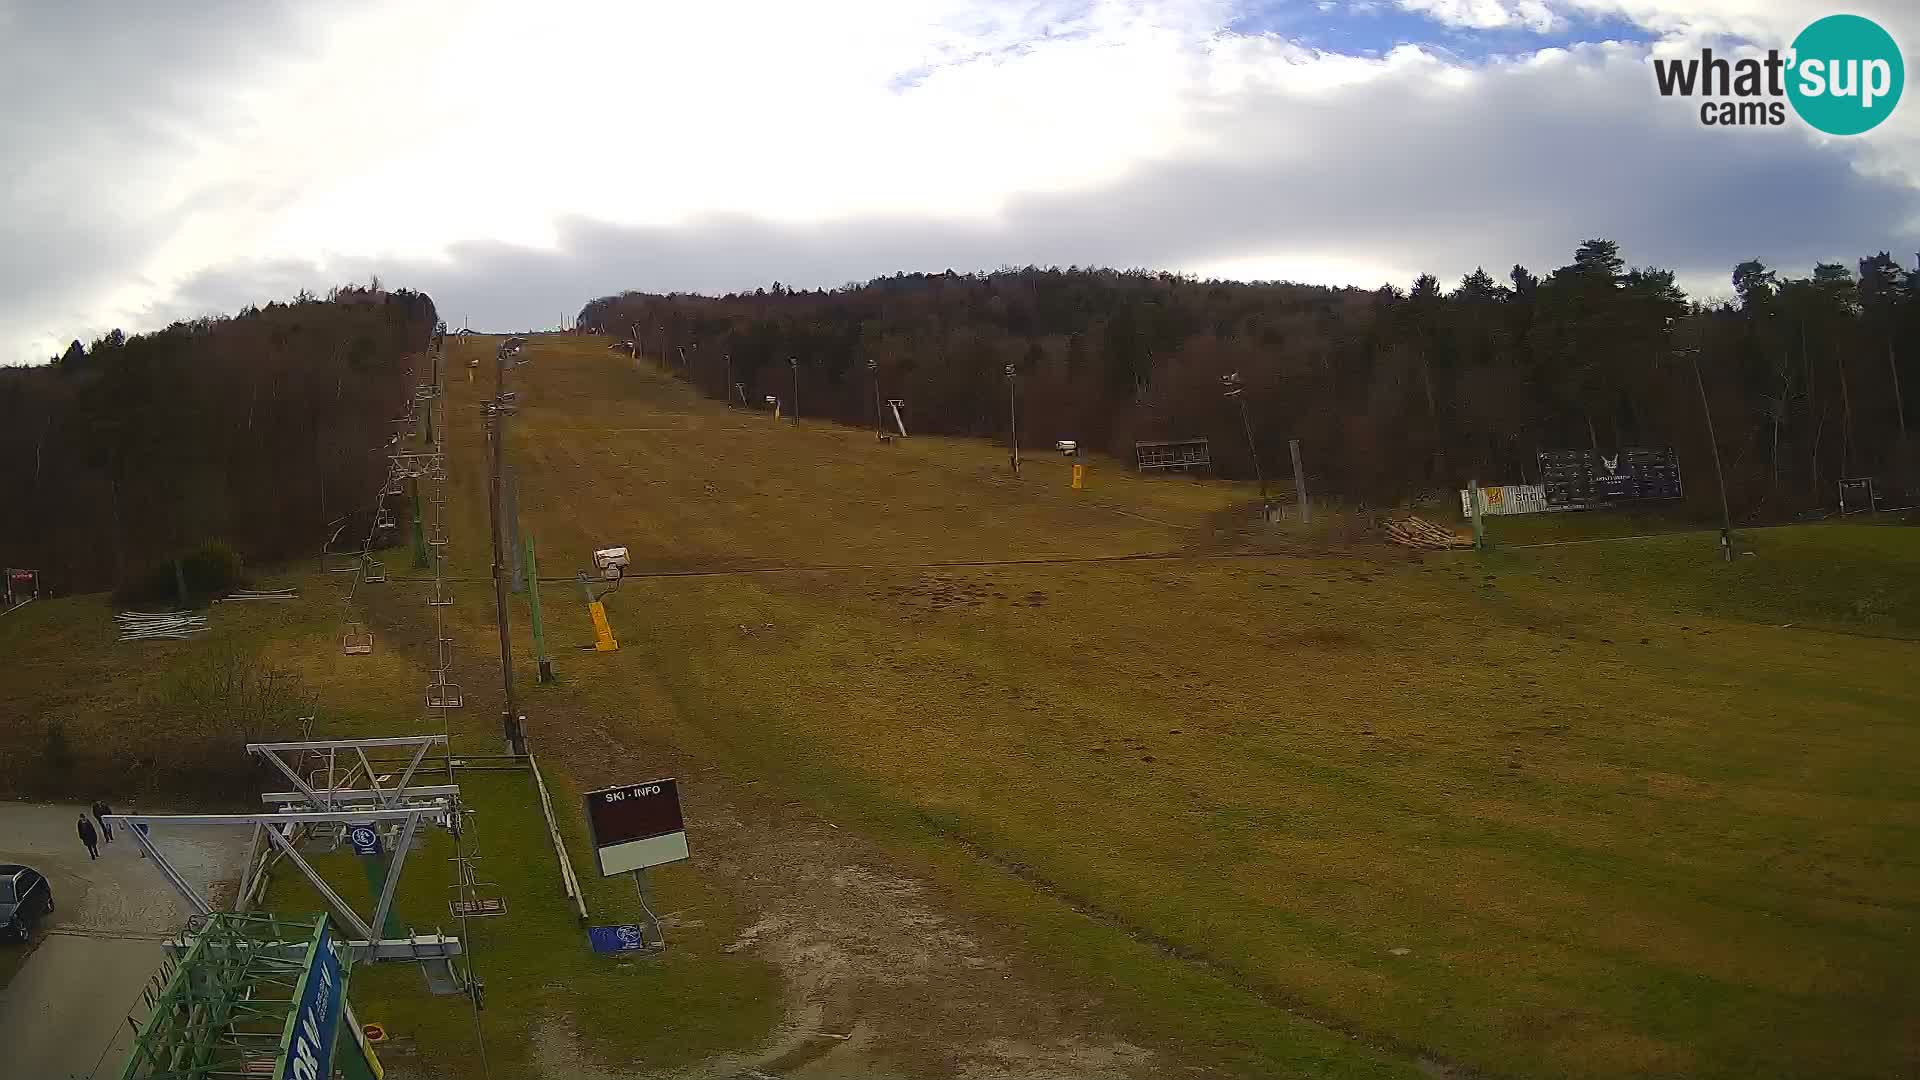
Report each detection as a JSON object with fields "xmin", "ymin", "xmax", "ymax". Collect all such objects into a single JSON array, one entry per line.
[{"xmin": 536, "ymin": 720, "xmax": 1158, "ymax": 1079}]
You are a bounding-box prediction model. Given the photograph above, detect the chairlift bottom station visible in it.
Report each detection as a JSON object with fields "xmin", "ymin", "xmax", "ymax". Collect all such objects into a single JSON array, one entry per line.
[{"xmin": 118, "ymin": 912, "xmax": 383, "ymax": 1080}]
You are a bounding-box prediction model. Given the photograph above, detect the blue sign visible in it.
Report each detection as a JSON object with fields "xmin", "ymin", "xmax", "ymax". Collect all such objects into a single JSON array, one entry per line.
[
  {"xmin": 278, "ymin": 922, "xmax": 344, "ymax": 1080},
  {"xmin": 588, "ymin": 923, "xmax": 652, "ymax": 954},
  {"xmin": 347, "ymin": 824, "xmax": 382, "ymax": 857}
]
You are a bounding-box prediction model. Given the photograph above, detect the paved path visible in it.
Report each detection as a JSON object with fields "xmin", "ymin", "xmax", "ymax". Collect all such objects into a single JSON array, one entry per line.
[{"xmin": 0, "ymin": 800, "xmax": 247, "ymax": 1079}]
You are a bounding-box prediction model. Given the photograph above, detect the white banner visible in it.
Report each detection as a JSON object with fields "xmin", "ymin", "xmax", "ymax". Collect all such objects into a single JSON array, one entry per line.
[{"xmin": 1459, "ymin": 484, "xmax": 1551, "ymax": 518}]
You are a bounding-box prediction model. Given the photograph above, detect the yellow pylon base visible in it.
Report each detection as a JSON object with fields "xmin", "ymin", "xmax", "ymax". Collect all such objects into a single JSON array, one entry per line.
[{"xmin": 589, "ymin": 601, "xmax": 618, "ymax": 652}]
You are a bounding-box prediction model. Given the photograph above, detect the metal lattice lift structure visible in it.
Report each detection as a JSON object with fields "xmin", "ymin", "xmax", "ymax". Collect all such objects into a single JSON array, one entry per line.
[
  {"xmin": 110, "ymin": 806, "xmax": 464, "ymax": 972},
  {"xmin": 236, "ymin": 736, "xmax": 462, "ymax": 913},
  {"xmin": 413, "ymin": 329, "xmax": 501, "ymax": 976},
  {"xmin": 251, "ymin": 735, "xmax": 455, "ymax": 813},
  {"xmin": 112, "ymin": 331, "xmax": 497, "ymax": 1080},
  {"xmin": 116, "ymin": 912, "xmax": 370, "ymax": 1080}
]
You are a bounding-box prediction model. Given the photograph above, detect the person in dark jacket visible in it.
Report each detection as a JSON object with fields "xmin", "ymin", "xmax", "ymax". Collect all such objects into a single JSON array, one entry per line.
[
  {"xmin": 78, "ymin": 815, "xmax": 99, "ymax": 860},
  {"xmin": 92, "ymin": 800, "xmax": 114, "ymax": 842}
]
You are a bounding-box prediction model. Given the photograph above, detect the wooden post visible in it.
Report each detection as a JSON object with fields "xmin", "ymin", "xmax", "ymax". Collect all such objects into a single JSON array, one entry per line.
[
  {"xmin": 1468, "ymin": 477, "xmax": 1486, "ymax": 551},
  {"xmin": 1289, "ymin": 439, "xmax": 1310, "ymax": 525}
]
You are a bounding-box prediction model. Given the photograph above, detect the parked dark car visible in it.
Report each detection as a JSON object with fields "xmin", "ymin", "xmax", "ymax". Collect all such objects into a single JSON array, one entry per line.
[{"xmin": 0, "ymin": 864, "xmax": 54, "ymax": 941}]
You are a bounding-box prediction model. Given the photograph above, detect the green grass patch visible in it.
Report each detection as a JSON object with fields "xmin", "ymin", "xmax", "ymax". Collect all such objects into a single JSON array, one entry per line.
[
  {"xmin": 478, "ymin": 334, "xmax": 1920, "ymax": 1079},
  {"xmin": 263, "ymin": 768, "xmax": 778, "ymax": 1077},
  {"xmin": 1486, "ymin": 520, "xmax": 1920, "ymax": 636},
  {"xmin": 11, "ymin": 333, "xmax": 1917, "ymax": 1079}
]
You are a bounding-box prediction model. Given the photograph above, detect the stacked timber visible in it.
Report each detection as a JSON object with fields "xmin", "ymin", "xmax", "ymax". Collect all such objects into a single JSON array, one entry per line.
[{"xmin": 1383, "ymin": 514, "xmax": 1474, "ymax": 550}]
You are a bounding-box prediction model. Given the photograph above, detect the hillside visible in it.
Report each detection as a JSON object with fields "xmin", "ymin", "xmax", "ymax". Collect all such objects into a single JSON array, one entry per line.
[
  {"xmin": 580, "ymin": 250, "xmax": 1920, "ymax": 518},
  {"xmin": 0, "ymin": 287, "xmax": 438, "ymax": 595},
  {"xmin": 4, "ymin": 332, "xmax": 1915, "ymax": 1079},
  {"xmin": 493, "ymin": 335, "xmax": 1920, "ymax": 1080}
]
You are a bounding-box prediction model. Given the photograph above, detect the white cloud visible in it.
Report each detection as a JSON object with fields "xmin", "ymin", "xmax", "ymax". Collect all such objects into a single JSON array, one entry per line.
[
  {"xmin": 1397, "ymin": 0, "xmax": 1560, "ymax": 32},
  {"xmin": 3, "ymin": 0, "xmax": 1919, "ymax": 359}
]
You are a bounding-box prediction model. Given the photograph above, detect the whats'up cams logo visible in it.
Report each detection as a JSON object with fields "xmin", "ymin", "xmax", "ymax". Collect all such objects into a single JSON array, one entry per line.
[{"xmin": 1654, "ymin": 14, "xmax": 1904, "ymax": 134}]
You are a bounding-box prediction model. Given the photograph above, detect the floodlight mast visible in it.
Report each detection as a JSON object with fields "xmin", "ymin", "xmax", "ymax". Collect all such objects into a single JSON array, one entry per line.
[
  {"xmin": 1005, "ymin": 363, "xmax": 1021, "ymax": 476},
  {"xmin": 1669, "ymin": 319, "xmax": 1734, "ymax": 562},
  {"xmin": 1222, "ymin": 372, "xmax": 1268, "ymax": 514}
]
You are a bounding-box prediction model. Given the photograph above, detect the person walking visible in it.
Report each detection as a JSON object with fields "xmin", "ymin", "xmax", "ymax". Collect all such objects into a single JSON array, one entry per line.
[
  {"xmin": 92, "ymin": 800, "xmax": 114, "ymax": 843},
  {"xmin": 78, "ymin": 815, "xmax": 99, "ymax": 860}
]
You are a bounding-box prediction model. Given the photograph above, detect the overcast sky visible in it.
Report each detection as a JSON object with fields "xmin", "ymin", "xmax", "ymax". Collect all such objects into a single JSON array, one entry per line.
[{"xmin": 4, "ymin": 0, "xmax": 1918, "ymax": 361}]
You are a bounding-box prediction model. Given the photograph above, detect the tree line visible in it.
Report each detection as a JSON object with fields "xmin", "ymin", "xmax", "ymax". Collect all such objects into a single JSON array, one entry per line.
[
  {"xmin": 579, "ymin": 242, "xmax": 1917, "ymax": 517},
  {"xmin": 0, "ymin": 285, "xmax": 439, "ymax": 595}
]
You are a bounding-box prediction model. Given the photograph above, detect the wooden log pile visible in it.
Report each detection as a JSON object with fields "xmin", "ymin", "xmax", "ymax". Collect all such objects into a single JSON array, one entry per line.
[{"xmin": 1383, "ymin": 514, "xmax": 1474, "ymax": 550}]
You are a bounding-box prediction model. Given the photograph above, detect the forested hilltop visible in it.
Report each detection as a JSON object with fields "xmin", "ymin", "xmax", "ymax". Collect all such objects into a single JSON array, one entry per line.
[
  {"xmin": 580, "ymin": 242, "xmax": 1917, "ymax": 516},
  {"xmin": 0, "ymin": 286, "xmax": 438, "ymax": 595}
]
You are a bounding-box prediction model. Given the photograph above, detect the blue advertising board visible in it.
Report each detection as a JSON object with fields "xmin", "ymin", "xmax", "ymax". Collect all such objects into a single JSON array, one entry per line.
[
  {"xmin": 347, "ymin": 824, "xmax": 382, "ymax": 857},
  {"xmin": 588, "ymin": 923, "xmax": 653, "ymax": 954},
  {"xmin": 277, "ymin": 921, "xmax": 345, "ymax": 1080}
]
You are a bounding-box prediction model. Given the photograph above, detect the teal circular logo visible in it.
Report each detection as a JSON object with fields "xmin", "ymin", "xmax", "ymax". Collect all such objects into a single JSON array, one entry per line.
[{"xmin": 1787, "ymin": 15, "xmax": 1904, "ymax": 135}]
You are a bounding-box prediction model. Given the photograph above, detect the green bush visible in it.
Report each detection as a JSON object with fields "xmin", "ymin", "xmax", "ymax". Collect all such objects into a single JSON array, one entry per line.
[{"xmin": 111, "ymin": 541, "xmax": 245, "ymax": 609}]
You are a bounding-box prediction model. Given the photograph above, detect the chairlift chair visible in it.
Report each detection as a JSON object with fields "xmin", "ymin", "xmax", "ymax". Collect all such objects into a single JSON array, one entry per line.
[
  {"xmin": 341, "ymin": 622, "xmax": 374, "ymax": 655},
  {"xmin": 448, "ymin": 864, "xmax": 507, "ymax": 918},
  {"xmin": 361, "ymin": 558, "xmax": 387, "ymax": 584},
  {"xmin": 426, "ymin": 682, "xmax": 465, "ymax": 709},
  {"xmin": 449, "ymin": 895, "xmax": 508, "ymax": 918}
]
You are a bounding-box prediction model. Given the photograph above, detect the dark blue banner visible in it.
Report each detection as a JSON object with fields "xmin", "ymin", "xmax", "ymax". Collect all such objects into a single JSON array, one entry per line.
[
  {"xmin": 348, "ymin": 824, "xmax": 382, "ymax": 856},
  {"xmin": 588, "ymin": 923, "xmax": 652, "ymax": 954},
  {"xmin": 278, "ymin": 921, "xmax": 345, "ymax": 1080}
]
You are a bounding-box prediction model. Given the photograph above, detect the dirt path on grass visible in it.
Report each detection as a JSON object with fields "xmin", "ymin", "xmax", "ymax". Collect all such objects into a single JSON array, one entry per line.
[{"xmin": 534, "ymin": 718, "xmax": 1161, "ymax": 1080}]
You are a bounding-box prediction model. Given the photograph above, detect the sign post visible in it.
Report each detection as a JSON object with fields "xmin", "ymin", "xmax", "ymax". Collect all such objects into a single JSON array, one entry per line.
[
  {"xmin": 1468, "ymin": 475, "xmax": 1487, "ymax": 551},
  {"xmin": 584, "ymin": 779, "xmax": 689, "ymax": 951}
]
